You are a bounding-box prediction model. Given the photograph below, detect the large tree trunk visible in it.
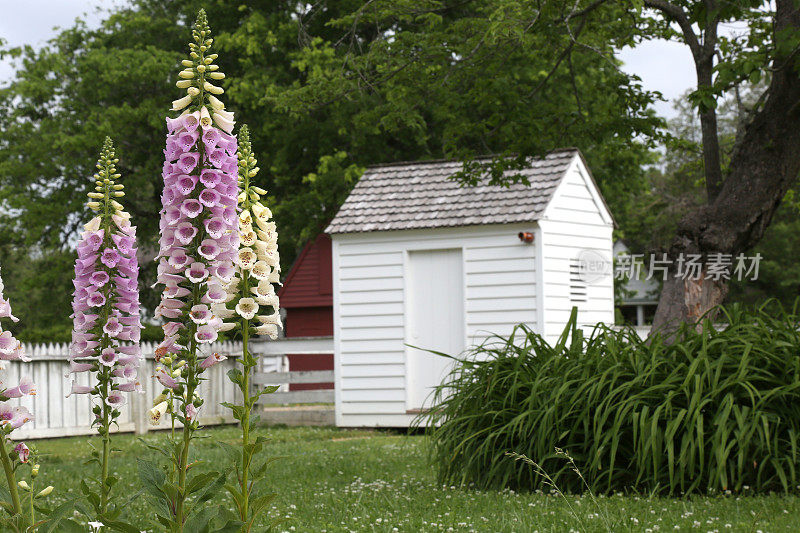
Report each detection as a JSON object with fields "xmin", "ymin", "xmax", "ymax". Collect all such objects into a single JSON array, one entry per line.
[{"xmin": 650, "ymin": 0, "xmax": 800, "ymax": 337}]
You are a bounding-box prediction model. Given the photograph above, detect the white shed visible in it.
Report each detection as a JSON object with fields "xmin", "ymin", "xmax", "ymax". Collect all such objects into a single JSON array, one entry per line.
[{"xmin": 326, "ymin": 149, "xmax": 615, "ymax": 427}]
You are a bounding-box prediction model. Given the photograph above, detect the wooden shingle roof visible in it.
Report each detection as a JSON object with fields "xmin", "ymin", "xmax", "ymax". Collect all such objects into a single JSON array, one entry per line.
[{"xmin": 326, "ymin": 149, "xmax": 579, "ymax": 234}]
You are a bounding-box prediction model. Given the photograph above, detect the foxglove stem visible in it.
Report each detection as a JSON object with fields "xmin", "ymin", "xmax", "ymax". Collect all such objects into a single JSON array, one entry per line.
[
  {"xmin": 240, "ymin": 315, "xmax": 251, "ymax": 525},
  {"xmin": 0, "ymin": 433, "xmax": 21, "ymax": 518},
  {"xmin": 227, "ymin": 124, "xmax": 282, "ymax": 529}
]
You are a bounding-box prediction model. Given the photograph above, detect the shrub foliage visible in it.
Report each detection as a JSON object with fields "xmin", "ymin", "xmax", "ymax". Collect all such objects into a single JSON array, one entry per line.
[{"xmin": 423, "ymin": 302, "xmax": 800, "ymax": 494}]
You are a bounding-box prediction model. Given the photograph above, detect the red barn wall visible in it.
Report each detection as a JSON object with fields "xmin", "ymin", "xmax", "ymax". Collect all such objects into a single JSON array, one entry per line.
[
  {"xmin": 279, "ymin": 234, "xmax": 334, "ymax": 391},
  {"xmin": 279, "ymin": 234, "xmax": 333, "ymax": 308}
]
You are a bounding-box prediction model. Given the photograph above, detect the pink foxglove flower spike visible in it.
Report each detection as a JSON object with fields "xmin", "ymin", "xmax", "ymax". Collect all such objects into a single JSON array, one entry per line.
[
  {"xmin": 69, "ymin": 137, "xmax": 141, "ymax": 520},
  {"xmin": 149, "ymin": 9, "xmax": 240, "ymax": 526},
  {"xmin": 0, "ymin": 268, "xmax": 38, "ymax": 521}
]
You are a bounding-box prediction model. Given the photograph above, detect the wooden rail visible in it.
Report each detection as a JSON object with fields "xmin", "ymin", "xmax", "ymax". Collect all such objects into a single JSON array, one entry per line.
[
  {"xmin": 250, "ymin": 336, "xmax": 334, "ymax": 405},
  {"xmin": 0, "ymin": 341, "xmax": 258, "ymax": 439}
]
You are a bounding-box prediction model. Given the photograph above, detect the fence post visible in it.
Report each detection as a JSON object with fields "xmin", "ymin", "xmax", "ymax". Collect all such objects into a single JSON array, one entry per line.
[{"xmin": 132, "ymin": 390, "xmax": 149, "ymax": 435}]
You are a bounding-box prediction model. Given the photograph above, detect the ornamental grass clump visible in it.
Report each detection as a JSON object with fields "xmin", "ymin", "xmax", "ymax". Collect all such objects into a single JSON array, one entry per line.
[
  {"xmin": 424, "ymin": 302, "xmax": 800, "ymax": 495},
  {"xmin": 68, "ymin": 137, "xmax": 142, "ymax": 525},
  {"xmin": 220, "ymin": 124, "xmax": 282, "ymax": 530},
  {"xmin": 0, "ymin": 271, "xmax": 55, "ymax": 531},
  {"xmin": 143, "ymin": 9, "xmax": 241, "ymax": 531}
]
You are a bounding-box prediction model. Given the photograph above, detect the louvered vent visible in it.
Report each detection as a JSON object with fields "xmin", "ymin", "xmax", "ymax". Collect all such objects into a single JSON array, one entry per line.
[{"xmin": 569, "ymin": 259, "xmax": 587, "ymax": 303}]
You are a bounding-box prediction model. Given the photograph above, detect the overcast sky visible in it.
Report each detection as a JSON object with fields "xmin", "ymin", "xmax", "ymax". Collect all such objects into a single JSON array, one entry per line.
[{"xmin": 0, "ymin": 0, "xmax": 695, "ymax": 120}]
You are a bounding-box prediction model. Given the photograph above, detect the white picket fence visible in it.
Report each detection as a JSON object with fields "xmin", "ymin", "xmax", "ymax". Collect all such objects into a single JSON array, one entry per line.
[{"xmin": 0, "ymin": 341, "xmax": 284, "ymax": 440}]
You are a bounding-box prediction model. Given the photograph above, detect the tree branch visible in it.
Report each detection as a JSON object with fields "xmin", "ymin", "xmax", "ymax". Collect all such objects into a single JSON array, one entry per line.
[{"xmin": 643, "ymin": 0, "xmax": 702, "ymax": 58}]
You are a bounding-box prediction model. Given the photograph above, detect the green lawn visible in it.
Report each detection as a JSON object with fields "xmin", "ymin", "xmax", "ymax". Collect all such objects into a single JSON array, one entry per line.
[{"xmin": 23, "ymin": 425, "xmax": 800, "ymax": 532}]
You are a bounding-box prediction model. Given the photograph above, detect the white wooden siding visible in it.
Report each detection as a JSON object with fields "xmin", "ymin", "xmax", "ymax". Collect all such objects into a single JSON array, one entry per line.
[
  {"xmin": 331, "ymin": 154, "xmax": 615, "ymax": 427},
  {"xmin": 539, "ymin": 158, "xmax": 615, "ymax": 343},
  {"xmin": 332, "ymin": 223, "xmax": 539, "ymax": 427}
]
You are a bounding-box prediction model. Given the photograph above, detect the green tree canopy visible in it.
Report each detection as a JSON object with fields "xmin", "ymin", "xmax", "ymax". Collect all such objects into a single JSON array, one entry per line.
[{"xmin": 0, "ymin": 0, "xmax": 658, "ymax": 340}]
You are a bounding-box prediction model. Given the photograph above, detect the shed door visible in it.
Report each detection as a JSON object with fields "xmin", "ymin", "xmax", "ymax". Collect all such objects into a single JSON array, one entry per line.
[{"xmin": 407, "ymin": 248, "xmax": 464, "ymax": 410}]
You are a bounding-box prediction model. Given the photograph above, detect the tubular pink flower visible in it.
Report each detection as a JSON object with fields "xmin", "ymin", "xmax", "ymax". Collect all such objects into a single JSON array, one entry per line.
[
  {"xmin": 117, "ymin": 344, "xmax": 141, "ymax": 357},
  {"xmin": 13, "ymin": 443, "xmax": 29, "ymax": 463},
  {"xmin": 103, "ymin": 317, "xmax": 123, "ymax": 337},
  {"xmin": 199, "ymin": 352, "xmax": 227, "ymax": 369},
  {"xmin": 168, "ymin": 250, "xmax": 191, "ymax": 269},
  {"xmin": 200, "ymin": 169, "xmax": 222, "ymax": 189},
  {"xmin": 117, "ymin": 353, "xmax": 141, "ymax": 366},
  {"xmin": 186, "ymin": 262, "xmax": 209, "ymax": 283},
  {"xmin": 164, "ymin": 206, "xmax": 183, "ymax": 225},
  {"xmin": 181, "ymin": 199, "xmax": 203, "ymax": 218},
  {"xmin": 201, "ymin": 127, "xmax": 221, "ymax": 151},
  {"xmin": 105, "ymin": 390, "xmax": 126, "ymax": 408},
  {"xmin": 89, "ymin": 271, "xmax": 110, "ymax": 287},
  {"xmin": 158, "ymin": 273, "xmax": 186, "ymax": 287},
  {"xmin": 99, "ymin": 348, "xmax": 118, "ymax": 367},
  {"xmin": 163, "ymin": 322, "xmax": 183, "ymax": 336},
  {"xmin": 182, "ymin": 111, "xmax": 200, "ymax": 133},
  {"xmin": 156, "ymin": 370, "xmax": 179, "ymax": 390},
  {"xmin": 101, "ymin": 248, "xmax": 121, "ymax": 268},
  {"xmin": 113, "ymin": 365, "xmax": 137, "ymax": 380},
  {"xmin": 204, "ymin": 217, "xmax": 226, "ymax": 239},
  {"xmin": 198, "ymin": 239, "xmax": 221, "ymax": 260},
  {"xmin": 164, "ymin": 285, "xmax": 192, "ymax": 299},
  {"xmin": 155, "ymin": 305, "xmax": 183, "ymax": 320},
  {"xmin": 212, "ymin": 263, "xmax": 235, "ymax": 283},
  {"xmin": 176, "ymin": 131, "xmax": 199, "ymax": 153},
  {"xmin": 68, "ymin": 361, "xmax": 94, "ymax": 374},
  {"xmin": 204, "ymin": 283, "xmax": 227, "ymax": 303},
  {"xmin": 67, "ymin": 381, "xmax": 93, "ymax": 397},
  {"xmin": 175, "ymin": 222, "xmax": 198, "ymax": 245},
  {"xmin": 189, "ymin": 305, "xmax": 212, "ymax": 324},
  {"xmin": 4, "ymin": 376, "xmax": 35, "ymax": 399},
  {"xmin": 178, "ymin": 152, "xmax": 200, "ymax": 173},
  {"xmin": 198, "ymin": 189, "xmax": 221, "ymax": 208},
  {"xmin": 194, "ymin": 325, "xmax": 218, "ymax": 344},
  {"xmin": 0, "ymin": 331, "xmax": 21, "ymax": 356},
  {"xmin": 117, "ymin": 380, "xmax": 142, "ymax": 393},
  {"xmin": 0, "ymin": 298, "xmax": 18, "ymax": 322},
  {"xmin": 85, "ymin": 231, "xmax": 104, "ymax": 251},
  {"xmin": 1, "ymin": 406, "xmax": 33, "ymax": 430}
]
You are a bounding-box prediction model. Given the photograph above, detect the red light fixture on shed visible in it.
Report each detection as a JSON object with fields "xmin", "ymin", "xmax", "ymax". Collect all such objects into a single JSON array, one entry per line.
[{"xmin": 518, "ymin": 231, "xmax": 534, "ymax": 244}]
